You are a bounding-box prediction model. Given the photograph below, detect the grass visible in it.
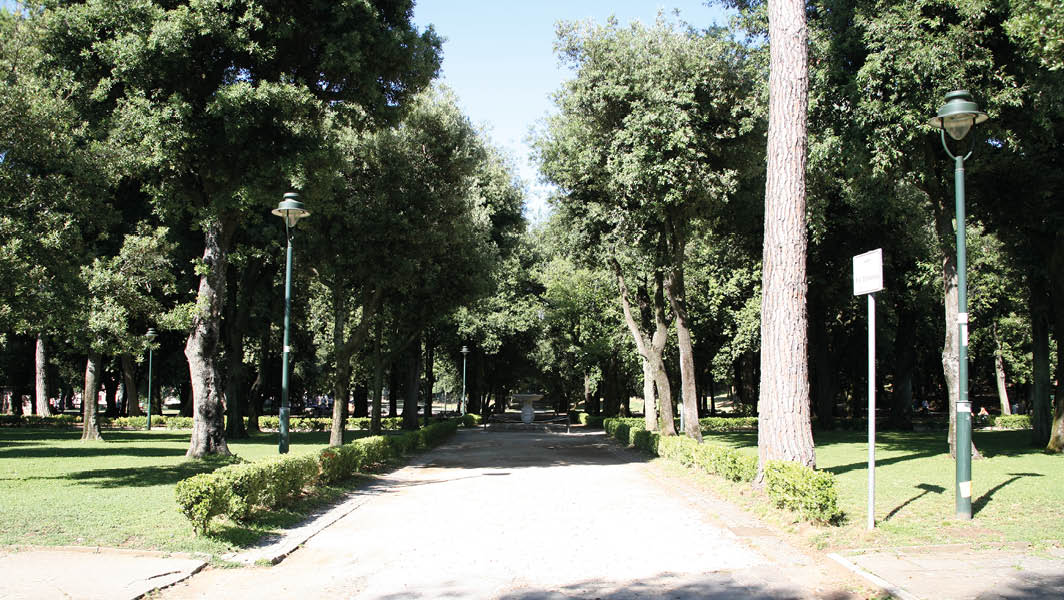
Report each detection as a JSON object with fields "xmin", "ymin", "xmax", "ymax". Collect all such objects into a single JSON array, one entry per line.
[
  {"xmin": 0, "ymin": 427, "xmax": 374, "ymax": 556},
  {"xmin": 686, "ymin": 427, "xmax": 1064, "ymax": 551}
]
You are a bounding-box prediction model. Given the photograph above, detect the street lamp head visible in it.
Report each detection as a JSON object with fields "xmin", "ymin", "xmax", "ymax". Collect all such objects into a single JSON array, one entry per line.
[
  {"xmin": 145, "ymin": 328, "xmax": 158, "ymax": 342},
  {"xmin": 272, "ymin": 192, "xmax": 310, "ymax": 228},
  {"xmin": 461, "ymin": 346, "xmax": 469, "ymax": 355},
  {"xmin": 929, "ymin": 90, "xmax": 988, "ymax": 141}
]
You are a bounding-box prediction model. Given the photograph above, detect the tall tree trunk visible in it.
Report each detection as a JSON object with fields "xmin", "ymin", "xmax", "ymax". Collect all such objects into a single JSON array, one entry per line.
[
  {"xmin": 758, "ymin": 0, "xmax": 815, "ymax": 478},
  {"xmin": 185, "ymin": 216, "xmax": 236, "ymax": 458},
  {"xmin": 103, "ymin": 369, "xmax": 119, "ymax": 418},
  {"xmin": 931, "ymin": 198, "xmax": 982, "ymax": 459},
  {"xmin": 224, "ymin": 261, "xmax": 262, "ymax": 441},
  {"xmin": 370, "ymin": 319, "xmax": 384, "ymax": 436},
  {"xmin": 423, "ymin": 342, "xmax": 435, "ymax": 425},
  {"xmin": 35, "ymin": 334, "xmax": 52, "ymax": 416},
  {"xmin": 329, "ymin": 286, "xmax": 379, "ymax": 446},
  {"xmin": 891, "ymin": 305, "xmax": 916, "ymax": 428},
  {"xmin": 246, "ymin": 330, "xmax": 269, "ymax": 433},
  {"xmin": 650, "ymin": 272, "xmax": 676, "ymax": 435},
  {"xmin": 1047, "ymin": 236, "xmax": 1064, "ymax": 452},
  {"xmin": 388, "ymin": 361, "xmax": 399, "ymax": 418},
  {"xmin": 122, "ymin": 354, "xmax": 141, "ymax": 417},
  {"xmin": 1030, "ymin": 273, "xmax": 1052, "ymax": 446},
  {"xmin": 402, "ymin": 333, "xmax": 422, "ymax": 431},
  {"xmin": 81, "ymin": 351, "xmax": 103, "ymax": 441},
  {"xmin": 664, "ymin": 221, "xmax": 702, "ymax": 441},
  {"xmin": 35, "ymin": 333, "xmax": 52, "ymax": 416},
  {"xmin": 353, "ymin": 382, "xmax": 369, "ymax": 418},
  {"xmin": 609, "ymin": 257, "xmax": 660, "ymax": 431},
  {"xmin": 992, "ymin": 323, "xmax": 1011, "ymax": 416}
]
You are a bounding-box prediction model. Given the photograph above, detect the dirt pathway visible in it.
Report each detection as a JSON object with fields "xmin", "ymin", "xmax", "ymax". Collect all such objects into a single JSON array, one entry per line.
[{"xmin": 158, "ymin": 429, "xmax": 862, "ymax": 599}]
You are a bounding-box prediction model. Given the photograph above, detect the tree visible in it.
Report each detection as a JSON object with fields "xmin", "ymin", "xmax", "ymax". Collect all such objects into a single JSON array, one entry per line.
[
  {"xmin": 756, "ymin": 0, "xmax": 816, "ymax": 473},
  {"xmin": 38, "ymin": 0, "xmax": 441, "ymax": 456}
]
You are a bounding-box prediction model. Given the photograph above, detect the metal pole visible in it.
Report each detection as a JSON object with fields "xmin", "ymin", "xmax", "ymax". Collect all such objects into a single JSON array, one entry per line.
[
  {"xmin": 867, "ymin": 293, "xmax": 876, "ymax": 530},
  {"xmin": 279, "ymin": 224, "xmax": 293, "ymax": 454},
  {"xmin": 461, "ymin": 353, "xmax": 468, "ymax": 416},
  {"xmin": 146, "ymin": 346, "xmax": 153, "ymax": 431},
  {"xmin": 955, "ymin": 154, "xmax": 972, "ymax": 519}
]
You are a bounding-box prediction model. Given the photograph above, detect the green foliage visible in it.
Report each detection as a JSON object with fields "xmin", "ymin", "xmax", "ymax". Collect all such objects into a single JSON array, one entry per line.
[
  {"xmin": 989, "ymin": 414, "xmax": 1032, "ymax": 430},
  {"xmin": 698, "ymin": 416, "xmax": 758, "ymax": 431},
  {"xmin": 0, "ymin": 414, "xmax": 79, "ymax": 428},
  {"xmin": 571, "ymin": 412, "xmax": 606, "ymax": 428},
  {"xmin": 174, "ymin": 419, "xmax": 463, "ymax": 534},
  {"xmin": 657, "ymin": 435, "xmax": 759, "ymax": 482},
  {"xmin": 461, "ymin": 414, "xmax": 482, "ymax": 427},
  {"xmin": 763, "ymin": 460, "xmax": 843, "ymax": 524}
]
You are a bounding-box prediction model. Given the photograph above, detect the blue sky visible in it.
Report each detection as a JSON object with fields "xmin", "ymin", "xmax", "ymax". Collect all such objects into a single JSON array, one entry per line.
[{"xmin": 411, "ymin": 1, "xmax": 730, "ymax": 219}]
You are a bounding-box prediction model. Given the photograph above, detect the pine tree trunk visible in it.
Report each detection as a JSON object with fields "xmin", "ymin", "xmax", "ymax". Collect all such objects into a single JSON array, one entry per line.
[
  {"xmin": 330, "ymin": 359, "xmax": 351, "ymax": 447},
  {"xmin": 36, "ymin": 333, "xmax": 52, "ymax": 416},
  {"xmin": 423, "ymin": 342, "xmax": 435, "ymax": 425},
  {"xmin": 184, "ymin": 216, "xmax": 235, "ymax": 458},
  {"xmin": 122, "ymin": 354, "xmax": 141, "ymax": 417},
  {"xmin": 81, "ymin": 351, "xmax": 103, "ymax": 441},
  {"xmin": 757, "ymin": 0, "xmax": 815, "ymax": 478},
  {"xmin": 1030, "ymin": 274, "xmax": 1052, "ymax": 446}
]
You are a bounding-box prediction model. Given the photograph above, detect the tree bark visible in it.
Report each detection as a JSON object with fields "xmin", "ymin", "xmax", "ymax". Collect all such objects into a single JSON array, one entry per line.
[
  {"xmin": 931, "ymin": 193, "xmax": 982, "ymax": 459},
  {"xmin": 1047, "ymin": 236, "xmax": 1064, "ymax": 452},
  {"xmin": 757, "ymin": 0, "xmax": 816, "ymax": 478},
  {"xmin": 609, "ymin": 256, "xmax": 668, "ymax": 432},
  {"xmin": 423, "ymin": 342, "xmax": 435, "ymax": 425},
  {"xmin": 992, "ymin": 323, "xmax": 1011, "ymax": 416},
  {"xmin": 370, "ymin": 319, "xmax": 384, "ymax": 436},
  {"xmin": 402, "ymin": 332, "xmax": 422, "ymax": 431},
  {"xmin": 891, "ymin": 304, "xmax": 916, "ymax": 428},
  {"xmin": 664, "ymin": 220, "xmax": 702, "ymax": 441},
  {"xmin": 184, "ymin": 216, "xmax": 236, "ymax": 458},
  {"xmin": 35, "ymin": 333, "xmax": 53, "ymax": 417},
  {"xmin": 1030, "ymin": 273, "xmax": 1052, "ymax": 446},
  {"xmin": 329, "ymin": 286, "xmax": 380, "ymax": 446},
  {"xmin": 121, "ymin": 353, "xmax": 141, "ymax": 417},
  {"xmin": 81, "ymin": 351, "xmax": 103, "ymax": 441}
]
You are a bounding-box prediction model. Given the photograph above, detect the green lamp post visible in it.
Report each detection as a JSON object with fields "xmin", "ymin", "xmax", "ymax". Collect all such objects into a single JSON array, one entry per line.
[
  {"xmin": 272, "ymin": 192, "xmax": 310, "ymax": 454},
  {"xmin": 929, "ymin": 90, "xmax": 988, "ymax": 520},
  {"xmin": 145, "ymin": 328, "xmax": 157, "ymax": 431}
]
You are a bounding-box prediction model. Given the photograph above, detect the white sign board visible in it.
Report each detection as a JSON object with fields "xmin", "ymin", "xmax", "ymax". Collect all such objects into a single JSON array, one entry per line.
[{"xmin": 853, "ymin": 249, "xmax": 884, "ymax": 296}]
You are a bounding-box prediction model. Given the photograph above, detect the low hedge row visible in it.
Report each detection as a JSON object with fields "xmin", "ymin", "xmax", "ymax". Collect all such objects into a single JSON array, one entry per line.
[
  {"xmin": 987, "ymin": 414, "xmax": 1031, "ymax": 429},
  {"xmin": 174, "ymin": 419, "xmax": 462, "ymax": 534},
  {"xmin": 603, "ymin": 417, "xmax": 841, "ymax": 525},
  {"xmin": 0, "ymin": 414, "xmax": 80, "ymax": 428},
  {"xmin": 698, "ymin": 416, "xmax": 758, "ymax": 431}
]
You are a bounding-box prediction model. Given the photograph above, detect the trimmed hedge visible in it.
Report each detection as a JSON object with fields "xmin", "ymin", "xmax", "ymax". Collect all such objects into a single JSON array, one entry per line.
[
  {"xmin": 0, "ymin": 414, "xmax": 80, "ymax": 428},
  {"xmin": 698, "ymin": 416, "xmax": 757, "ymax": 431},
  {"xmin": 764, "ymin": 460, "xmax": 842, "ymax": 524},
  {"xmin": 988, "ymin": 414, "xmax": 1031, "ymax": 429},
  {"xmin": 603, "ymin": 417, "xmax": 841, "ymax": 525},
  {"xmin": 569, "ymin": 412, "xmax": 606, "ymax": 428},
  {"xmin": 175, "ymin": 419, "xmax": 462, "ymax": 535}
]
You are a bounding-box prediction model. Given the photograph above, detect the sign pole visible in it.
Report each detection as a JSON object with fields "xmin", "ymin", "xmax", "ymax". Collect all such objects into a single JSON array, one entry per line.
[
  {"xmin": 867, "ymin": 293, "xmax": 876, "ymax": 530},
  {"xmin": 853, "ymin": 248, "xmax": 883, "ymax": 530}
]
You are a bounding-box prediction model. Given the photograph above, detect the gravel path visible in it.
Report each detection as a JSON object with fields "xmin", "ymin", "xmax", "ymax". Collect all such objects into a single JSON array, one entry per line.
[{"xmin": 159, "ymin": 428, "xmax": 860, "ymax": 599}]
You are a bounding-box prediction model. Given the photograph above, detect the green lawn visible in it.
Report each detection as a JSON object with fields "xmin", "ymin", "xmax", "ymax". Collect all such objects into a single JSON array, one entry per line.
[
  {"xmin": 0, "ymin": 428, "xmax": 365, "ymax": 556},
  {"xmin": 696, "ymin": 428, "xmax": 1064, "ymax": 550}
]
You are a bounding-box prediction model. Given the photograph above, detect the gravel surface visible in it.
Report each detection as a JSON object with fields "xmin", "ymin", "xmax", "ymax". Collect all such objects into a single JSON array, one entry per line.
[{"xmin": 158, "ymin": 428, "xmax": 863, "ymax": 599}]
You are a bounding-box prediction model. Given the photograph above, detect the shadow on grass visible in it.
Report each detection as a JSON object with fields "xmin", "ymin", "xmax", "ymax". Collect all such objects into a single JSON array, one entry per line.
[
  {"xmin": 883, "ymin": 483, "xmax": 946, "ymax": 521},
  {"xmin": 824, "ymin": 450, "xmax": 943, "ymax": 476},
  {"xmin": 60, "ymin": 455, "xmax": 241, "ymax": 488},
  {"xmin": 973, "ymin": 472, "xmax": 1044, "ymax": 516}
]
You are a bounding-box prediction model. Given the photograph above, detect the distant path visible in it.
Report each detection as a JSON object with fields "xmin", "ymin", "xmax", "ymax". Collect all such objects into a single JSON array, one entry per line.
[{"xmin": 160, "ymin": 428, "xmax": 859, "ymax": 599}]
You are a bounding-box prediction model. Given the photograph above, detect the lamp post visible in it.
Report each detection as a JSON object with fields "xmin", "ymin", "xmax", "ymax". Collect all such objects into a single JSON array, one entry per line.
[
  {"xmin": 272, "ymin": 192, "xmax": 310, "ymax": 454},
  {"xmin": 460, "ymin": 346, "xmax": 469, "ymax": 416},
  {"xmin": 929, "ymin": 90, "xmax": 988, "ymax": 520},
  {"xmin": 145, "ymin": 328, "xmax": 157, "ymax": 431}
]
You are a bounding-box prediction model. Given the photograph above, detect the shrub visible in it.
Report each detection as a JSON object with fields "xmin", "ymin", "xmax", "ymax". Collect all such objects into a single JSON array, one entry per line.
[
  {"xmin": 461, "ymin": 413, "xmax": 482, "ymax": 427},
  {"xmin": 176, "ymin": 417, "xmax": 465, "ymax": 534},
  {"xmin": 174, "ymin": 474, "xmax": 229, "ymax": 535},
  {"xmin": 164, "ymin": 416, "xmax": 194, "ymax": 429},
  {"xmin": 570, "ymin": 412, "xmax": 605, "ymax": 428},
  {"xmin": 989, "ymin": 414, "xmax": 1031, "ymax": 429},
  {"xmin": 764, "ymin": 460, "xmax": 842, "ymax": 524},
  {"xmin": 0, "ymin": 414, "xmax": 80, "ymax": 428},
  {"xmin": 698, "ymin": 416, "xmax": 758, "ymax": 432}
]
